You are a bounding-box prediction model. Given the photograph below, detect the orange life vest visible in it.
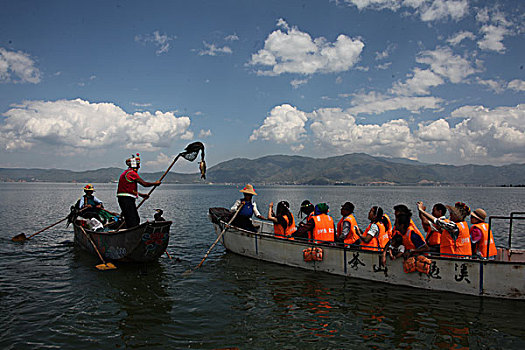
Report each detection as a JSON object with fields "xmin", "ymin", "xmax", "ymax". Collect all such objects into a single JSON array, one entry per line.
[
  {"xmin": 440, "ymin": 220, "xmax": 472, "ymax": 257},
  {"xmin": 361, "ymin": 222, "xmax": 386, "ymax": 251},
  {"xmin": 455, "ymin": 221, "xmax": 472, "ymax": 257},
  {"xmin": 303, "ymin": 247, "xmax": 323, "ymax": 262},
  {"xmin": 401, "ymin": 222, "xmax": 426, "ymax": 251},
  {"xmin": 313, "ymin": 214, "xmax": 335, "ymax": 243},
  {"xmin": 337, "ymin": 215, "xmax": 359, "ymax": 244},
  {"xmin": 471, "ymin": 222, "xmax": 497, "ymax": 258},
  {"xmin": 404, "ymin": 257, "xmax": 417, "ymax": 273},
  {"xmin": 273, "ymin": 214, "xmax": 296, "ymax": 239},
  {"xmin": 377, "ymin": 223, "xmax": 390, "ymax": 250},
  {"xmin": 415, "ymin": 255, "xmax": 432, "ymax": 274},
  {"xmin": 425, "ymin": 224, "xmax": 441, "ymax": 247}
]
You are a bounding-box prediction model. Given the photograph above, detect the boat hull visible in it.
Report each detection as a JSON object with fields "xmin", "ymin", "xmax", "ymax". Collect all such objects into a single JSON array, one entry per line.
[
  {"xmin": 211, "ymin": 218, "xmax": 525, "ymax": 300},
  {"xmin": 73, "ymin": 221, "xmax": 172, "ymax": 263}
]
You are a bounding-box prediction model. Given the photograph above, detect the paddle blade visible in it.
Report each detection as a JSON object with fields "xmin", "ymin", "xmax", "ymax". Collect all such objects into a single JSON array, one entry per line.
[
  {"xmin": 182, "ymin": 269, "xmax": 193, "ymax": 276},
  {"xmin": 11, "ymin": 233, "xmax": 27, "ymax": 242},
  {"xmin": 96, "ymin": 262, "xmax": 117, "ymax": 271}
]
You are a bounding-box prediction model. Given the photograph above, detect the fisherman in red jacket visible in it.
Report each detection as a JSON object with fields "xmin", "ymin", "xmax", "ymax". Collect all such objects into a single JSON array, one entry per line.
[{"xmin": 117, "ymin": 154, "xmax": 161, "ymax": 228}]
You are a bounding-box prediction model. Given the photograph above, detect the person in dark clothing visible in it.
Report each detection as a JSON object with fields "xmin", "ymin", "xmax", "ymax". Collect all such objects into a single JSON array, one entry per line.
[
  {"xmin": 154, "ymin": 209, "xmax": 166, "ymax": 221},
  {"xmin": 293, "ymin": 200, "xmax": 315, "ymax": 240},
  {"xmin": 230, "ymin": 184, "xmax": 266, "ymax": 232}
]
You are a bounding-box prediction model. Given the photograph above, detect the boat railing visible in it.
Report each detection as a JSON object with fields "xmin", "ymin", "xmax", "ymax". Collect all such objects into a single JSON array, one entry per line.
[{"xmin": 488, "ymin": 212, "xmax": 525, "ymax": 262}]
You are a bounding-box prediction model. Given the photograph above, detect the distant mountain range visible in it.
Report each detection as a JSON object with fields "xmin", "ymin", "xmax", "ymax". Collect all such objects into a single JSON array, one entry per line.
[{"xmin": 2, "ymin": 153, "xmax": 525, "ymax": 186}]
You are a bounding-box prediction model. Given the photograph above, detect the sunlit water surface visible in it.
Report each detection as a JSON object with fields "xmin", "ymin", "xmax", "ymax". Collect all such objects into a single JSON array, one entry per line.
[{"xmin": 1, "ymin": 183, "xmax": 524, "ymax": 349}]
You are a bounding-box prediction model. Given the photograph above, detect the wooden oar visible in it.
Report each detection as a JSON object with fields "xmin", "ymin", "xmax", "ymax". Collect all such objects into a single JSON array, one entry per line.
[
  {"xmin": 183, "ymin": 202, "xmax": 244, "ymax": 275},
  {"xmin": 12, "ymin": 207, "xmax": 87, "ymax": 242},
  {"xmin": 79, "ymin": 226, "xmax": 116, "ymax": 271},
  {"xmin": 136, "ymin": 153, "xmax": 182, "ymax": 210}
]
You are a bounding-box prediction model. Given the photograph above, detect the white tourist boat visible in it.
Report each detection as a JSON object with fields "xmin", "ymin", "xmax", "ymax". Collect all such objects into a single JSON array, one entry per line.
[{"xmin": 209, "ymin": 209, "xmax": 525, "ymax": 300}]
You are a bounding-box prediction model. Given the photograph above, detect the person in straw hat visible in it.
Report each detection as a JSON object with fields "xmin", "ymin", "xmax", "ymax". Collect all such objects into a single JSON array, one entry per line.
[
  {"xmin": 230, "ymin": 184, "xmax": 266, "ymax": 232},
  {"xmin": 470, "ymin": 208, "xmax": 497, "ymax": 259},
  {"xmin": 76, "ymin": 184, "xmax": 104, "ymax": 221}
]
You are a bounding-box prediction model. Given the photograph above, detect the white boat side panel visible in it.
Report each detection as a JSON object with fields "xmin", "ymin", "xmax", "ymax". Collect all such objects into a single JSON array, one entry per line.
[{"xmin": 214, "ymin": 222, "xmax": 525, "ymax": 300}]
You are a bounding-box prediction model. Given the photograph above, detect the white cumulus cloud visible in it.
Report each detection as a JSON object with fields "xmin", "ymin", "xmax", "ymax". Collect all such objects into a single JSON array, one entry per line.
[
  {"xmin": 0, "ymin": 98, "xmax": 193, "ymax": 152},
  {"xmin": 508, "ymin": 80, "xmax": 525, "ymax": 92},
  {"xmin": 416, "ymin": 104, "xmax": 525, "ymax": 163},
  {"xmin": 478, "ymin": 24, "xmax": 509, "ymax": 53},
  {"xmin": 447, "ymin": 31, "xmax": 476, "ymax": 46},
  {"xmin": 0, "ymin": 47, "xmax": 41, "ymax": 84},
  {"xmin": 476, "ymin": 8, "xmax": 514, "ymax": 53},
  {"xmin": 416, "ymin": 46, "xmax": 477, "ymax": 83},
  {"xmin": 347, "ymin": 92, "xmax": 443, "ymax": 115},
  {"xmin": 390, "ymin": 68, "xmax": 445, "ymax": 96},
  {"xmin": 309, "ymin": 108, "xmax": 416, "ymax": 158},
  {"xmin": 250, "ymin": 103, "xmax": 525, "ymax": 165},
  {"xmin": 249, "ymin": 19, "xmax": 364, "ymax": 76},
  {"xmin": 476, "ymin": 78, "xmax": 506, "ymax": 94},
  {"xmin": 249, "ymin": 104, "xmax": 308, "ymax": 146}
]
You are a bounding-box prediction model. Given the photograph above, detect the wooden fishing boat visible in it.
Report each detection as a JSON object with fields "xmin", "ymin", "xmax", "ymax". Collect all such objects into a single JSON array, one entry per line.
[
  {"xmin": 209, "ymin": 208, "xmax": 525, "ymax": 300},
  {"xmin": 73, "ymin": 220, "xmax": 172, "ymax": 262}
]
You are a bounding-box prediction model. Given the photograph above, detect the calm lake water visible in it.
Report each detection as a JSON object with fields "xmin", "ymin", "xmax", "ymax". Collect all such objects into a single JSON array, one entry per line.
[{"xmin": 1, "ymin": 182, "xmax": 524, "ymax": 349}]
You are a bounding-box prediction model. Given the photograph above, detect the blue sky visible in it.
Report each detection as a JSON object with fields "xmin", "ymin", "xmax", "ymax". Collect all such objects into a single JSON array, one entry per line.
[{"xmin": 0, "ymin": 0, "xmax": 524, "ymax": 172}]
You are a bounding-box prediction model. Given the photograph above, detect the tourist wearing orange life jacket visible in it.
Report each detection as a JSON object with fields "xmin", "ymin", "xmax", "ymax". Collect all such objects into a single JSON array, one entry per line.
[
  {"xmin": 470, "ymin": 208, "xmax": 497, "ymax": 259},
  {"xmin": 417, "ymin": 201, "xmax": 472, "ymax": 258},
  {"xmin": 356, "ymin": 206, "xmax": 390, "ymax": 251},
  {"xmin": 336, "ymin": 202, "xmax": 360, "ymax": 246},
  {"xmin": 380, "ymin": 207, "xmax": 428, "ymax": 266},
  {"xmin": 268, "ymin": 201, "xmax": 296, "ymax": 239},
  {"xmin": 418, "ymin": 202, "xmax": 447, "ymax": 253},
  {"xmin": 311, "ymin": 203, "xmax": 336, "ymax": 244}
]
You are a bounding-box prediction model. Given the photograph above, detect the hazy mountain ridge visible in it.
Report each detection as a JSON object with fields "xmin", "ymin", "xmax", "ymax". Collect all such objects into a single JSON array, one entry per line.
[{"xmin": 2, "ymin": 153, "xmax": 525, "ymax": 185}]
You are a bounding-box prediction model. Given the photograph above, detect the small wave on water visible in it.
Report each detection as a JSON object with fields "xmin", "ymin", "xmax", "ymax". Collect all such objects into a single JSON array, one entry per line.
[{"xmin": 1, "ymin": 183, "xmax": 524, "ymax": 349}]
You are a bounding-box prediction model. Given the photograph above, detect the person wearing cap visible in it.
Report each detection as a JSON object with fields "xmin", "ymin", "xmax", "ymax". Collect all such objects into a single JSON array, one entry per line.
[
  {"xmin": 297, "ymin": 200, "xmax": 315, "ymax": 225},
  {"xmin": 293, "ymin": 200, "xmax": 315, "ymax": 240},
  {"xmin": 470, "ymin": 208, "xmax": 497, "ymax": 259},
  {"xmin": 417, "ymin": 201, "xmax": 471, "ymax": 258},
  {"xmin": 76, "ymin": 184, "xmax": 104, "ymax": 220},
  {"xmin": 336, "ymin": 202, "xmax": 360, "ymax": 246},
  {"xmin": 293, "ymin": 203, "xmax": 335, "ymax": 243},
  {"xmin": 230, "ymin": 184, "xmax": 266, "ymax": 232},
  {"xmin": 268, "ymin": 201, "xmax": 296, "ymax": 239},
  {"xmin": 117, "ymin": 154, "xmax": 161, "ymax": 228},
  {"xmin": 154, "ymin": 209, "xmax": 166, "ymax": 222}
]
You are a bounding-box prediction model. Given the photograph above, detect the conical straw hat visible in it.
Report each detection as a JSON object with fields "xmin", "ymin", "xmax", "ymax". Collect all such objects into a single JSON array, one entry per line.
[{"xmin": 240, "ymin": 184, "xmax": 257, "ymax": 195}]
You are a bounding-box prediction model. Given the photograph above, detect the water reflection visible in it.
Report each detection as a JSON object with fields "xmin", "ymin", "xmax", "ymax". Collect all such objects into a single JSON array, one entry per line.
[
  {"xmin": 105, "ymin": 262, "xmax": 173, "ymax": 348},
  {"xmin": 218, "ymin": 253, "xmax": 525, "ymax": 348}
]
